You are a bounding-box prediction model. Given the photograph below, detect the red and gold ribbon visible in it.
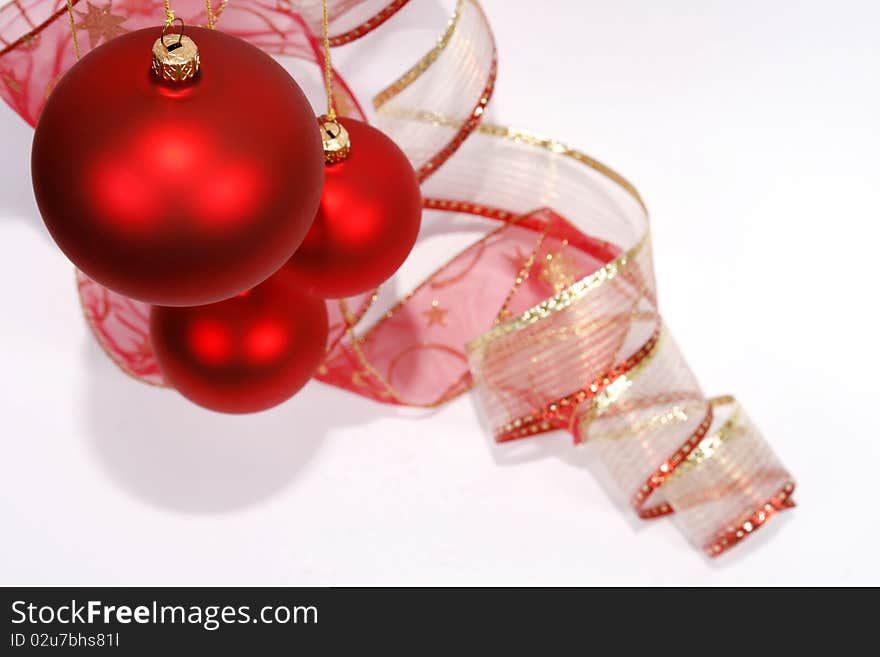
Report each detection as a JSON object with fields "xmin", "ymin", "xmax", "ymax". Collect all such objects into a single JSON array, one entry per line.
[{"xmin": 0, "ymin": 0, "xmax": 795, "ymax": 557}]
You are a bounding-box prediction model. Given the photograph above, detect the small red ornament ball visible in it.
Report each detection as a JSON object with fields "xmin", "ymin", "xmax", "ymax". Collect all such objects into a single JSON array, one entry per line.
[
  {"xmin": 32, "ymin": 27, "xmax": 324, "ymax": 306},
  {"xmin": 150, "ymin": 269, "xmax": 328, "ymax": 414},
  {"xmin": 285, "ymin": 118, "xmax": 422, "ymax": 298}
]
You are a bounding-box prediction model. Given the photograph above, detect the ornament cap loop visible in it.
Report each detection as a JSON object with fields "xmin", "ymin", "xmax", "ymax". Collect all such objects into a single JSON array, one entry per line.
[
  {"xmin": 319, "ymin": 116, "xmax": 351, "ymax": 163},
  {"xmin": 152, "ymin": 22, "xmax": 199, "ymax": 83},
  {"xmin": 161, "ymin": 17, "xmax": 186, "ymax": 51}
]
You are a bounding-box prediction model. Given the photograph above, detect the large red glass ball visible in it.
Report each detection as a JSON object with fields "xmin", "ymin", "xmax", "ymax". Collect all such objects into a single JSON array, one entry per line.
[
  {"xmin": 150, "ymin": 268, "xmax": 328, "ymax": 413},
  {"xmin": 285, "ymin": 118, "xmax": 421, "ymax": 298},
  {"xmin": 32, "ymin": 27, "xmax": 324, "ymax": 306}
]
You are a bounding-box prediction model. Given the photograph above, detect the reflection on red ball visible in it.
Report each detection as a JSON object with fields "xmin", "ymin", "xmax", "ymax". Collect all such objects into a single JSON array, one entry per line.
[
  {"xmin": 32, "ymin": 27, "xmax": 324, "ymax": 306},
  {"xmin": 285, "ymin": 118, "xmax": 422, "ymax": 298},
  {"xmin": 150, "ymin": 269, "xmax": 328, "ymax": 413}
]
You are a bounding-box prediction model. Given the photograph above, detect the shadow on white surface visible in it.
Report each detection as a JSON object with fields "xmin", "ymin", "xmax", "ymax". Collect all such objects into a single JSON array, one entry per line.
[
  {"xmin": 483, "ymin": 430, "xmax": 651, "ymax": 533},
  {"xmin": 81, "ymin": 339, "xmax": 381, "ymax": 515},
  {"xmin": 471, "ymin": 391, "xmax": 649, "ymax": 533},
  {"xmin": 0, "ymin": 111, "xmax": 43, "ymax": 235}
]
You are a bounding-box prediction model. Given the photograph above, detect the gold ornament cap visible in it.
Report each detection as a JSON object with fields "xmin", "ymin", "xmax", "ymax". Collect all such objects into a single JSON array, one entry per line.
[
  {"xmin": 319, "ymin": 116, "xmax": 351, "ymax": 164},
  {"xmin": 151, "ymin": 26, "xmax": 200, "ymax": 82}
]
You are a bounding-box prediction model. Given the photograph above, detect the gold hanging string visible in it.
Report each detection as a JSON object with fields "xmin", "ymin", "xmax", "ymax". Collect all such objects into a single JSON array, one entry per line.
[
  {"xmin": 322, "ymin": 0, "xmax": 336, "ymax": 120},
  {"xmin": 163, "ymin": 0, "xmax": 175, "ymax": 26},
  {"xmin": 205, "ymin": 0, "xmax": 216, "ymax": 29},
  {"xmin": 65, "ymin": 0, "xmax": 81, "ymax": 61}
]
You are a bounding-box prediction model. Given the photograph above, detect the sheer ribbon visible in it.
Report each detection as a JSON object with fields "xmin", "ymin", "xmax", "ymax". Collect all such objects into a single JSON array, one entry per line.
[{"xmin": 0, "ymin": 0, "xmax": 795, "ymax": 556}]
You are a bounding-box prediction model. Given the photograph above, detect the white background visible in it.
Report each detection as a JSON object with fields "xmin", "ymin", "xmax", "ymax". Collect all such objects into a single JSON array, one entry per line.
[{"xmin": 1, "ymin": 0, "xmax": 878, "ymax": 585}]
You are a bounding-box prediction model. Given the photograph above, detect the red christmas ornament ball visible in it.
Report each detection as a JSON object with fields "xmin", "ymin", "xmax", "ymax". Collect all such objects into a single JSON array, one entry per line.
[
  {"xmin": 285, "ymin": 118, "xmax": 422, "ymax": 298},
  {"xmin": 32, "ymin": 26, "xmax": 324, "ymax": 306},
  {"xmin": 150, "ymin": 269, "xmax": 329, "ymax": 413}
]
